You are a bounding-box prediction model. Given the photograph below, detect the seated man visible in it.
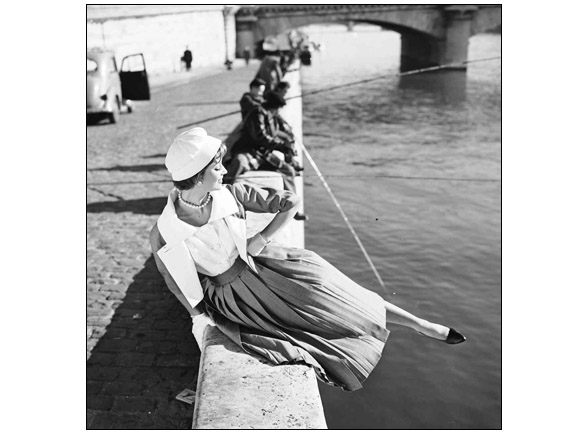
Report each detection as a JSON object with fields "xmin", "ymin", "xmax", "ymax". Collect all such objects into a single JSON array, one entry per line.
[
  {"xmin": 239, "ymin": 78, "xmax": 266, "ymax": 120},
  {"xmin": 255, "ymin": 54, "xmax": 282, "ymax": 97},
  {"xmin": 274, "ymin": 81, "xmax": 303, "ymax": 172},
  {"xmin": 225, "ymin": 91, "xmax": 306, "ymax": 220}
]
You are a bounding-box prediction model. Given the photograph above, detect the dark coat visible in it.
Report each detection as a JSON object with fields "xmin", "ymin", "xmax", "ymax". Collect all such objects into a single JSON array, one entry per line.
[
  {"xmin": 239, "ymin": 92, "xmax": 263, "ymax": 120},
  {"xmin": 233, "ymin": 105, "xmax": 286, "ymax": 155}
]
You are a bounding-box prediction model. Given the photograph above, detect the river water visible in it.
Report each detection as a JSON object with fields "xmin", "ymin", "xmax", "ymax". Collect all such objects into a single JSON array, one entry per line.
[{"xmin": 298, "ymin": 25, "xmax": 501, "ymax": 429}]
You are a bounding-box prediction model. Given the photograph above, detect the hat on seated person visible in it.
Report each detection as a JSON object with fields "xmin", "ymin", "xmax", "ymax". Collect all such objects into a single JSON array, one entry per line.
[
  {"xmin": 165, "ymin": 127, "xmax": 222, "ymax": 181},
  {"xmin": 264, "ymin": 91, "xmax": 286, "ymax": 109}
]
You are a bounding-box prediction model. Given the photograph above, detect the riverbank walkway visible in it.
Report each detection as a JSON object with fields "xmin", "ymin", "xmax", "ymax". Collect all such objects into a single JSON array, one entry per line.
[{"xmin": 87, "ymin": 59, "xmax": 322, "ymax": 429}]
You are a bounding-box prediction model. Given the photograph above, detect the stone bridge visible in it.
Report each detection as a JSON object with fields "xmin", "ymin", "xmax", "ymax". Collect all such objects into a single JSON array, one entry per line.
[{"xmin": 235, "ymin": 4, "xmax": 501, "ymax": 71}]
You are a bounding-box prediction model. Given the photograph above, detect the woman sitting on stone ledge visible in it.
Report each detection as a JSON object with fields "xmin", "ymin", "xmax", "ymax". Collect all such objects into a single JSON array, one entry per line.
[{"xmin": 150, "ymin": 127, "xmax": 465, "ymax": 392}]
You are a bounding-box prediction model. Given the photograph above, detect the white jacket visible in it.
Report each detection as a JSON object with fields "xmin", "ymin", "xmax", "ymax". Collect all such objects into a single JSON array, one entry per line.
[{"xmin": 155, "ymin": 187, "xmax": 258, "ymax": 309}]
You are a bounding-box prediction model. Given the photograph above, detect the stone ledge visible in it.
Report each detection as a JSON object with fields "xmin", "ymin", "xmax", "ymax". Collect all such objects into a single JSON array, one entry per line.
[
  {"xmin": 191, "ymin": 64, "xmax": 326, "ymax": 429},
  {"xmin": 193, "ymin": 327, "xmax": 327, "ymax": 429},
  {"xmin": 191, "ymin": 170, "xmax": 323, "ymax": 429}
]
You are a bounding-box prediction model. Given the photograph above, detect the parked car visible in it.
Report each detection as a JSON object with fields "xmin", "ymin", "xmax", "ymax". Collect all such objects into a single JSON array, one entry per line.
[{"xmin": 86, "ymin": 48, "xmax": 150, "ymax": 123}]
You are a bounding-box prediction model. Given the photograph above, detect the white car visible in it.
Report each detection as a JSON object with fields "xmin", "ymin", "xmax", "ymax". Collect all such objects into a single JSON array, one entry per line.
[{"xmin": 86, "ymin": 48, "xmax": 150, "ymax": 123}]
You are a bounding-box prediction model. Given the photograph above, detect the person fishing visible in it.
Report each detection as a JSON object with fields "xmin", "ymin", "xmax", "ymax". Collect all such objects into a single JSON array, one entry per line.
[
  {"xmin": 239, "ymin": 78, "xmax": 266, "ymax": 120},
  {"xmin": 255, "ymin": 49, "xmax": 282, "ymax": 97},
  {"xmin": 224, "ymin": 91, "xmax": 300, "ymax": 200},
  {"xmin": 273, "ymin": 81, "xmax": 303, "ymax": 172},
  {"xmin": 150, "ymin": 127, "xmax": 466, "ymax": 392}
]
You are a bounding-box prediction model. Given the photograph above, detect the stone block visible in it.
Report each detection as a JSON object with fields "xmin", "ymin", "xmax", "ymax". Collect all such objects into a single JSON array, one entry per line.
[{"xmin": 193, "ymin": 327, "xmax": 327, "ymax": 429}]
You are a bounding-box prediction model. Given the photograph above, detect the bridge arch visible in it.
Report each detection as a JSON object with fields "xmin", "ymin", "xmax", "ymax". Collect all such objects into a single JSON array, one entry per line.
[{"xmin": 235, "ymin": 5, "xmax": 501, "ymax": 71}]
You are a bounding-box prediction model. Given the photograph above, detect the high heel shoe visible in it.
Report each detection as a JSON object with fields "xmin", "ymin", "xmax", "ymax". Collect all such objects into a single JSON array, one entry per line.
[
  {"xmin": 417, "ymin": 328, "xmax": 466, "ymax": 345},
  {"xmin": 445, "ymin": 328, "xmax": 466, "ymax": 345},
  {"xmin": 294, "ymin": 212, "xmax": 308, "ymax": 221}
]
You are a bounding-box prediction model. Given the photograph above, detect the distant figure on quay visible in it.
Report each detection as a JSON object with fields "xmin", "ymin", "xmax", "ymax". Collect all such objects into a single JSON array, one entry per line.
[
  {"xmin": 182, "ymin": 46, "xmax": 193, "ymax": 71},
  {"xmin": 243, "ymin": 46, "xmax": 251, "ymax": 66},
  {"xmin": 255, "ymin": 51, "xmax": 282, "ymax": 96}
]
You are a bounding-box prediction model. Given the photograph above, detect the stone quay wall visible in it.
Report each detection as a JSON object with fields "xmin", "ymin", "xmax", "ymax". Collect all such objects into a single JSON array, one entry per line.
[
  {"xmin": 192, "ymin": 65, "xmax": 325, "ymax": 429},
  {"xmin": 87, "ymin": 5, "xmax": 236, "ymax": 77}
]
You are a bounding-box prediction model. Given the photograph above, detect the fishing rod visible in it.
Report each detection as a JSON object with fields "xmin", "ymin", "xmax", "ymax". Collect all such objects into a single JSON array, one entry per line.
[
  {"xmin": 176, "ymin": 56, "xmax": 501, "ymax": 130},
  {"xmin": 285, "ymin": 56, "xmax": 501, "ymax": 100},
  {"xmin": 177, "ymin": 108, "xmax": 243, "ymax": 128},
  {"xmin": 295, "ymin": 137, "xmax": 389, "ymax": 293}
]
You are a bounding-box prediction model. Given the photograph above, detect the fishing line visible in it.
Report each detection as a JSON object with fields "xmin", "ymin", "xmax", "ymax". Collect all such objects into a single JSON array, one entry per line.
[
  {"xmin": 176, "ymin": 56, "xmax": 501, "ymax": 129},
  {"xmin": 296, "ymin": 138, "xmax": 389, "ymax": 293}
]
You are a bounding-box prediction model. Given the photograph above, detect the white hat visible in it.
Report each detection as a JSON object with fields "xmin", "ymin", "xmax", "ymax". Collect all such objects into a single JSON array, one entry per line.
[{"xmin": 165, "ymin": 127, "xmax": 222, "ymax": 181}]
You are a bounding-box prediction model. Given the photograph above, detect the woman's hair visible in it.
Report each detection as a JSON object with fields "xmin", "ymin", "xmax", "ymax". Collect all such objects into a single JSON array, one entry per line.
[{"xmin": 173, "ymin": 143, "xmax": 226, "ymax": 190}]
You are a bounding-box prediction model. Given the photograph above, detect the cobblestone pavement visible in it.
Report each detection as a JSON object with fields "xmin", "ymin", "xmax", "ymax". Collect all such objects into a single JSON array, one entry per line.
[{"xmin": 86, "ymin": 62, "xmax": 258, "ymax": 429}]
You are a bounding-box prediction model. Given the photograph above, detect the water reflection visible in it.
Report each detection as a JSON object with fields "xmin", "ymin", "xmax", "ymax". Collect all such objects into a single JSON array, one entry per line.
[{"xmin": 398, "ymin": 70, "xmax": 467, "ymax": 104}]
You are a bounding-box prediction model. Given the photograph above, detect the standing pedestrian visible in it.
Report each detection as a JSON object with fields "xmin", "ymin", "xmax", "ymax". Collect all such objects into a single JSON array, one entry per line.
[
  {"xmin": 183, "ymin": 46, "xmax": 193, "ymax": 71},
  {"xmin": 244, "ymin": 46, "xmax": 251, "ymax": 66}
]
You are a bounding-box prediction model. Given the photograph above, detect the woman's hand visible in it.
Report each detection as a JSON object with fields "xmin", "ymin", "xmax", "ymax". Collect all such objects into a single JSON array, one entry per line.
[
  {"xmin": 247, "ymin": 232, "xmax": 271, "ymax": 256},
  {"xmin": 191, "ymin": 313, "xmax": 215, "ymax": 350}
]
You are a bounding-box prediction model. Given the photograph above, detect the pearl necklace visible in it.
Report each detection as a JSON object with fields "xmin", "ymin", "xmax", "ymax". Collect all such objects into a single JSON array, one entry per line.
[{"xmin": 178, "ymin": 190, "xmax": 211, "ymax": 209}]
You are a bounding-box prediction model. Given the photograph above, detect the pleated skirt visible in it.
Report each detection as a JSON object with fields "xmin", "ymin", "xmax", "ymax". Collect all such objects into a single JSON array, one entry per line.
[{"xmin": 201, "ymin": 244, "xmax": 390, "ymax": 391}]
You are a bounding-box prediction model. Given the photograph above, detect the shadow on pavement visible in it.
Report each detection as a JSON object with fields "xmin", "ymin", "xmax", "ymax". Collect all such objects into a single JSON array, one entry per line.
[
  {"xmin": 87, "ymin": 255, "xmax": 199, "ymax": 429},
  {"xmin": 143, "ymin": 154, "xmax": 166, "ymax": 159},
  {"xmin": 89, "ymin": 164, "xmax": 167, "ymax": 173},
  {"xmin": 87, "ymin": 112, "xmax": 129, "ymax": 126},
  {"xmin": 87, "ymin": 114, "xmax": 109, "ymax": 126},
  {"xmin": 87, "ymin": 197, "xmax": 166, "ymax": 215}
]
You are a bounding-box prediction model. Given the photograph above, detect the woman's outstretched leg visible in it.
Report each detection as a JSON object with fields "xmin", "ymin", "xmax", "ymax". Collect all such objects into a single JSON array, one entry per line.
[{"xmin": 383, "ymin": 301, "xmax": 465, "ymax": 344}]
